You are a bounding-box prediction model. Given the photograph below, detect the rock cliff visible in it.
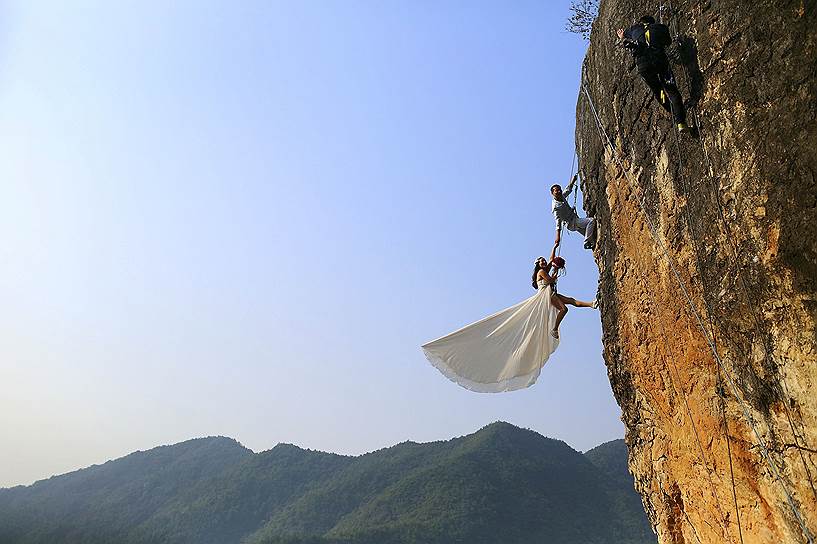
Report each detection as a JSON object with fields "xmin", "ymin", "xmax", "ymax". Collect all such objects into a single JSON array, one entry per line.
[{"xmin": 576, "ymin": 1, "xmax": 817, "ymax": 542}]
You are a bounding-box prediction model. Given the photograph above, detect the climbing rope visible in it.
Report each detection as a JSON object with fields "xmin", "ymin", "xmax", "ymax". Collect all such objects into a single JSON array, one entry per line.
[
  {"xmin": 666, "ymin": 101, "xmax": 744, "ymax": 542},
  {"xmin": 718, "ymin": 370, "xmax": 746, "ymax": 544},
  {"xmin": 655, "ymin": 31, "xmax": 750, "ymax": 537},
  {"xmin": 648, "ymin": 0, "xmax": 815, "ymax": 526},
  {"xmin": 637, "ymin": 263, "xmax": 733, "ymax": 543},
  {"xmin": 584, "ymin": 62, "xmax": 734, "ymax": 540},
  {"xmin": 665, "ymin": 2, "xmax": 817, "ymax": 507},
  {"xmin": 653, "ymin": 27, "xmax": 746, "ymax": 541},
  {"xmin": 580, "ymin": 81, "xmax": 815, "ymax": 544}
]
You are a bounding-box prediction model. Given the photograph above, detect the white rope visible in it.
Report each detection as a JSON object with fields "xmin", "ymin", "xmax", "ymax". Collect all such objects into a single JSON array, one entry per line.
[
  {"xmin": 580, "ymin": 81, "xmax": 814, "ymax": 544},
  {"xmin": 668, "ymin": 0, "xmax": 817, "ymax": 506}
]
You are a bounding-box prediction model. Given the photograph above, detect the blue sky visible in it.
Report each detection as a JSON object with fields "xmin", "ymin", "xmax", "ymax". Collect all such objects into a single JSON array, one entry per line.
[{"xmin": 0, "ymin": 0, "xmax": 621, "ymax": 487}]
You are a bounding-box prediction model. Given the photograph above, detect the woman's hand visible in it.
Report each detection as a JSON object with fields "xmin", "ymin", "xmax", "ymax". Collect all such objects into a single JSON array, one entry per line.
[{"xmin": 616, "ymin": 28, "xmax": 625, "ymax": 40}]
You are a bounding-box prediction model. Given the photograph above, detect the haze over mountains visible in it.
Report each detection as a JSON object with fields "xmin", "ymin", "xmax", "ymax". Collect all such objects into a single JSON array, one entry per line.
[{"xmin": 0, "ymin": 422, "xmax": 654, "ymax": 544}]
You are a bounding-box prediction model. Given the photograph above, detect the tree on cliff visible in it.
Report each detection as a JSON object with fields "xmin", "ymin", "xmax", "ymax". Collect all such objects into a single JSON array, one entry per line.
[{"xmin": 566, "ymin": 0, "xmax": 599, "ymax": 40}]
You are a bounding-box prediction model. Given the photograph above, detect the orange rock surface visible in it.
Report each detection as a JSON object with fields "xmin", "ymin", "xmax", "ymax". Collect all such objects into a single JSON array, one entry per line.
[{"xmin": 577, "ymin": 1, "xmax": 817, "ymax": 542}]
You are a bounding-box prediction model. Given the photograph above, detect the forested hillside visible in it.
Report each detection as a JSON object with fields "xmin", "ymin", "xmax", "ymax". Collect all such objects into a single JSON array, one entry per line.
[{"xmin": 0, "ymin": 423, "xmax": 653, "ymax": 544}]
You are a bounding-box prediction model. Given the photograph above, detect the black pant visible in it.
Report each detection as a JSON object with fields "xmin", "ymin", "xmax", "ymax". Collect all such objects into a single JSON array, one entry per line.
[{"xmin": 638, "ymin": 60, "xmax": 686, "ymax": 125}]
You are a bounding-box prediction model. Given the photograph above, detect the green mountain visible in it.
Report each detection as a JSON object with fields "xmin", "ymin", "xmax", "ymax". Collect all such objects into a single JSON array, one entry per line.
[
  {"xmin": 584, "ymin": 439, "xmax": 653, "ymax": 542},
  {"xmin": 585, "ymin": 438, "xmax": 636, "ymax": 487},
  {"xmin": 0, "ymin": 423, "xmax": 655, "ymax": 544}
]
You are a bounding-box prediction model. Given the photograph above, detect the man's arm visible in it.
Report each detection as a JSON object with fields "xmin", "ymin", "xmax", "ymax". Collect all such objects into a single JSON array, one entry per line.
[
  {"xmin": 552, "ymin": 200, "xmax": 563, "ymax": 228},
  {"xmin": 563, "ymin": 173, "xmax": 578, "ymax": 198},
  {"xmin": 617, "ymin": 26, "xmax": 642, "ymax": 50}
]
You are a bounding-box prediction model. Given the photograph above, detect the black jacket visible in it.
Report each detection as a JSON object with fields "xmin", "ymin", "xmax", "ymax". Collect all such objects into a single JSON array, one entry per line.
[{"xmin": 622, "ymin": 22, "xmax": 672, "ymax": 66}]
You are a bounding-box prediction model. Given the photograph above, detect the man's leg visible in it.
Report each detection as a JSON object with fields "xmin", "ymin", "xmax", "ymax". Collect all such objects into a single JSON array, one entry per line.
[
  {"xmin": 584, "ymin": 217, "xmax": 596, "ymax": 249},
  {"xmin": 573, "ymin": 217, "xmax": 595, "ymax": 249},
  {"xmin": 659, "ymin": 67, "xmax": 687, "ymax": 125},
  {"xmin": 564, "ymin": 216, "xmax": 584, "ymax": 236},
  {"xmin": 566, "ymin": 216, "xmax": 586, "ymax": 236},
  {"xmin": 638, "ymin": 66, "xmax": 673, "ymax": 115}
]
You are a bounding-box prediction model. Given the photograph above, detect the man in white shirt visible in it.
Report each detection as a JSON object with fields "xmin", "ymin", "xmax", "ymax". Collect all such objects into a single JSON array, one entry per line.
[{"xmin": 551, "ymin": 174, "xmax": 596, "ymax": 250}]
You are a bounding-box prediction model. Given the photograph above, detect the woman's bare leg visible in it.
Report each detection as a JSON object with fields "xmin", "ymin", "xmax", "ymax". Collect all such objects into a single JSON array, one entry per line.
[
  {"xmin": 556, "ymin": 294, "xmax": 594, "ymax": 308},
  {"xmin": 551, "ymin": 294, "xmax": 567, "ymax": 337}
]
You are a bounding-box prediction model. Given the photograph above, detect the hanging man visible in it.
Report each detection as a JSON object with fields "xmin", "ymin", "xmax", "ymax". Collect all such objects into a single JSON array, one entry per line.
[
  {"xmin": 617, "ymin": 15, "xmax": 690, "ymax": 133},
  {"xmin": 551, "ymin": 174, "xmax": 595, "ymax": 250}
]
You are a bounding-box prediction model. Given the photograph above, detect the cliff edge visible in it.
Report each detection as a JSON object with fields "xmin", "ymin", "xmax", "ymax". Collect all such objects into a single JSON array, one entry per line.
[{"xmin": 577, "ymin": 1, "xmax": 817, "ymax": 543}]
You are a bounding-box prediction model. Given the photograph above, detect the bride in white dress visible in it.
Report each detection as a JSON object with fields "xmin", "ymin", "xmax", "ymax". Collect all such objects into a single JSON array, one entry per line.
[{"xmin": 422, "ymin": 233, "xmax": 596, "ymax": 393}]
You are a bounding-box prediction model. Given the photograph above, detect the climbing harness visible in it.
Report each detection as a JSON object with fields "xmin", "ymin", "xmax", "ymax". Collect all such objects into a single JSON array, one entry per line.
[{"xmin": 580, "ymin": 81, "xmax": 815, "ymax": 544}]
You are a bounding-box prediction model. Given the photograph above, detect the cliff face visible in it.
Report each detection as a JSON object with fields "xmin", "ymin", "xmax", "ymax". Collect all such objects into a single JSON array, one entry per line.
[{"xmin": 577, "ymin": 1, "xmax": 817, "ymax": 543}]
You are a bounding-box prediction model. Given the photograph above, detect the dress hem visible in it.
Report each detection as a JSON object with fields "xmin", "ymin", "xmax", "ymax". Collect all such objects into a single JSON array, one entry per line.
[{"xmin": 421, "ymin": 348, "xmax": 542, "ymax": 394}]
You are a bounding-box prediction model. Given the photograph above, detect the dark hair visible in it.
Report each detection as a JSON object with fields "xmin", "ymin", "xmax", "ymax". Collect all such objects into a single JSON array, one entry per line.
[
  {"xmin": 532, "ymin": 261, "xmax": 544, "ymax": 289},
  {"xmin": 550, "ymin": 184, "xmax": 561, "ymax": 194},
  {"xmin": 639, "ymin": 15, "xmax": 656, "ymax": 24}
]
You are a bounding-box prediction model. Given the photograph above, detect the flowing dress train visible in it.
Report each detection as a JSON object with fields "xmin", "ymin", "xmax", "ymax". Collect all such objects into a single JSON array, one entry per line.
[{"xmin": 422, "ymin": 278, "xmax": 560, "ymax": 393}]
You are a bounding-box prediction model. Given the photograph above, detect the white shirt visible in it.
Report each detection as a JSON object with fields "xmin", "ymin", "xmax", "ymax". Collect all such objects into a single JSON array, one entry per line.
[{"xmin": 551, "ymin": 184, "xmax": 578, "ymax": 225}]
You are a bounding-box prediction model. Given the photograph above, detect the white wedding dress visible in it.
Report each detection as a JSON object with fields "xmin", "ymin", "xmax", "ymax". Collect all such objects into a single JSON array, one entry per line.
[{"xmin": 422, "ymin": 278, "xmax": 560, "ymax": 393}]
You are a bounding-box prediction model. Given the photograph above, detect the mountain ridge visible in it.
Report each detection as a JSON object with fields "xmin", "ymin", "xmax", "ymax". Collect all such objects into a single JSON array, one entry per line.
[{"xmin": 0, "ymin": 422, "xmax": 654, "ymax": 544}]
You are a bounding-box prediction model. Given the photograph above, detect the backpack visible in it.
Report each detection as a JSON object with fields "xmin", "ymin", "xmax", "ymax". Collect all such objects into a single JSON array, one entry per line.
[
  {"xmin": 624, "ymin": 23, "xmax": 672, "ymax": 64},
  {"xmin": 645, "ymin": 23, "xmax": 672, "ymax": 49},
  {"xmin": 625, "ymin": 22, "xmax": 672, "ymax": 54}
]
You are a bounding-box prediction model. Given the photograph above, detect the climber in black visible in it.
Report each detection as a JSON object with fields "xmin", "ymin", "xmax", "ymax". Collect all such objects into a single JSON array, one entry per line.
[{"xmin": 617, "ymin": 15, "xmax": 690, "ymax": 133}]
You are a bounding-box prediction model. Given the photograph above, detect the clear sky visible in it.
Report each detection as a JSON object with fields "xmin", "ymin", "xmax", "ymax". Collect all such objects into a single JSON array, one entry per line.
[{"xmin": 0, "ymin": 0, "xmax": 622, "ymax": 488}]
